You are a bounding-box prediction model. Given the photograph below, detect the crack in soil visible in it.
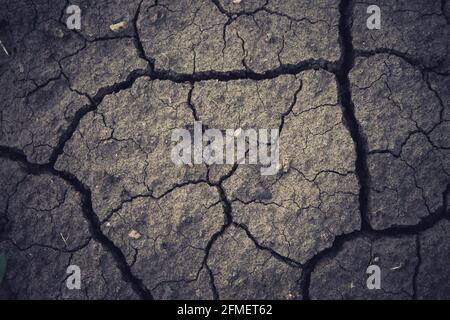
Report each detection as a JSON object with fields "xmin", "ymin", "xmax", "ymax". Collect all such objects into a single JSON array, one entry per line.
[
  {"xmin": 1, "ymin": 0, "xmax": 449, "ymax": 300},
  {"xmin": 0, "ymin": 145, "xmax": 154, "ymax": 300}
]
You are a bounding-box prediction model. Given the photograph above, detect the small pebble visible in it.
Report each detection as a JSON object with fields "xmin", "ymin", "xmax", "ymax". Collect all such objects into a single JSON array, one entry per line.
[
  {"xmin": 110, "ymin": 21, "xmax": 127, "ymax": 32},
  {"xmin": 128, "ymin": 230, "xmax": 142, "ymax": 239}
]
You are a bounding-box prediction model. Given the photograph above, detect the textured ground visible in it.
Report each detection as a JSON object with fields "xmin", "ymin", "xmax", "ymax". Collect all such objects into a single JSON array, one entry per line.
[{"xmin": 0, "ymin": 0, "xmax": 449, "ymax": 300}]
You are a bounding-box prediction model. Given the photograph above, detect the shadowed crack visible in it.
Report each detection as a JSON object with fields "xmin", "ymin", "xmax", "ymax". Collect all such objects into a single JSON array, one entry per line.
[
  {"xmin": 233, "ymin": 222, "xmax": 302, "ymax": 268},
  {"xmin": 298, "ymin": 0, "xmax": 450, "ymax": 300},
  {"xmin": 132, "ymin": 0, "xmax": 156, "ymax": 69},
  {"xmin": 150, "ymin": 58, "xmax": 336, "ymax": 83},
  {"xmin": 334, "ymin": 0, "xmax": 371, "ymax": 231},
  {"xmin": 204, "ymin": 263, "xmax": 219, "ymax": 300},
  {"xmin": 200, "ymin": 180, "xmax": 234, "ymax": 300},
  {"xmin": 0, "ymin": 146, "xmax": 154, "ymax": 300},
  {"xmin": 355, "ymin": 48, "xmax": 449, "ymax": 75},
  {"xmin": 300, "ymin": 181, "xmax": 450, "ymax": 299},
  {"xmin": 1, "ymin": 0, "xmax": 448, "ymax": 300},
  {"xmin": 48, "ymin": 69, "xmax": 149, "ymax": 166}
]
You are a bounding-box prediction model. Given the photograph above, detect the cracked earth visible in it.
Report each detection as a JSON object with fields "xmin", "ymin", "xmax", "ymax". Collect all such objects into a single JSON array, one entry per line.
[{"xmin": 0, "ymin": 0, "xmax": 449, "ymax": 300}]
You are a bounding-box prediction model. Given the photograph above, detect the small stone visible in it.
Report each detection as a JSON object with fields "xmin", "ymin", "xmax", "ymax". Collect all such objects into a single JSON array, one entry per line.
[
  {"xmin": 110, "ymin": 21, "xmax": 127, "ymax": 32},
  {"xmin": 0, "ymin": 40, "xmax": 9, "ymax": 56},
  {"xmin": 232, "ymin": 0, "xmax": 242, "ymax": 4},
  {"xmin": 390, "ymin": 262, "xmax": 404, "ymax": 270},
  {"xmin": 128, "ymin": 230, "xmax": 142, "ymax": 239}
]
